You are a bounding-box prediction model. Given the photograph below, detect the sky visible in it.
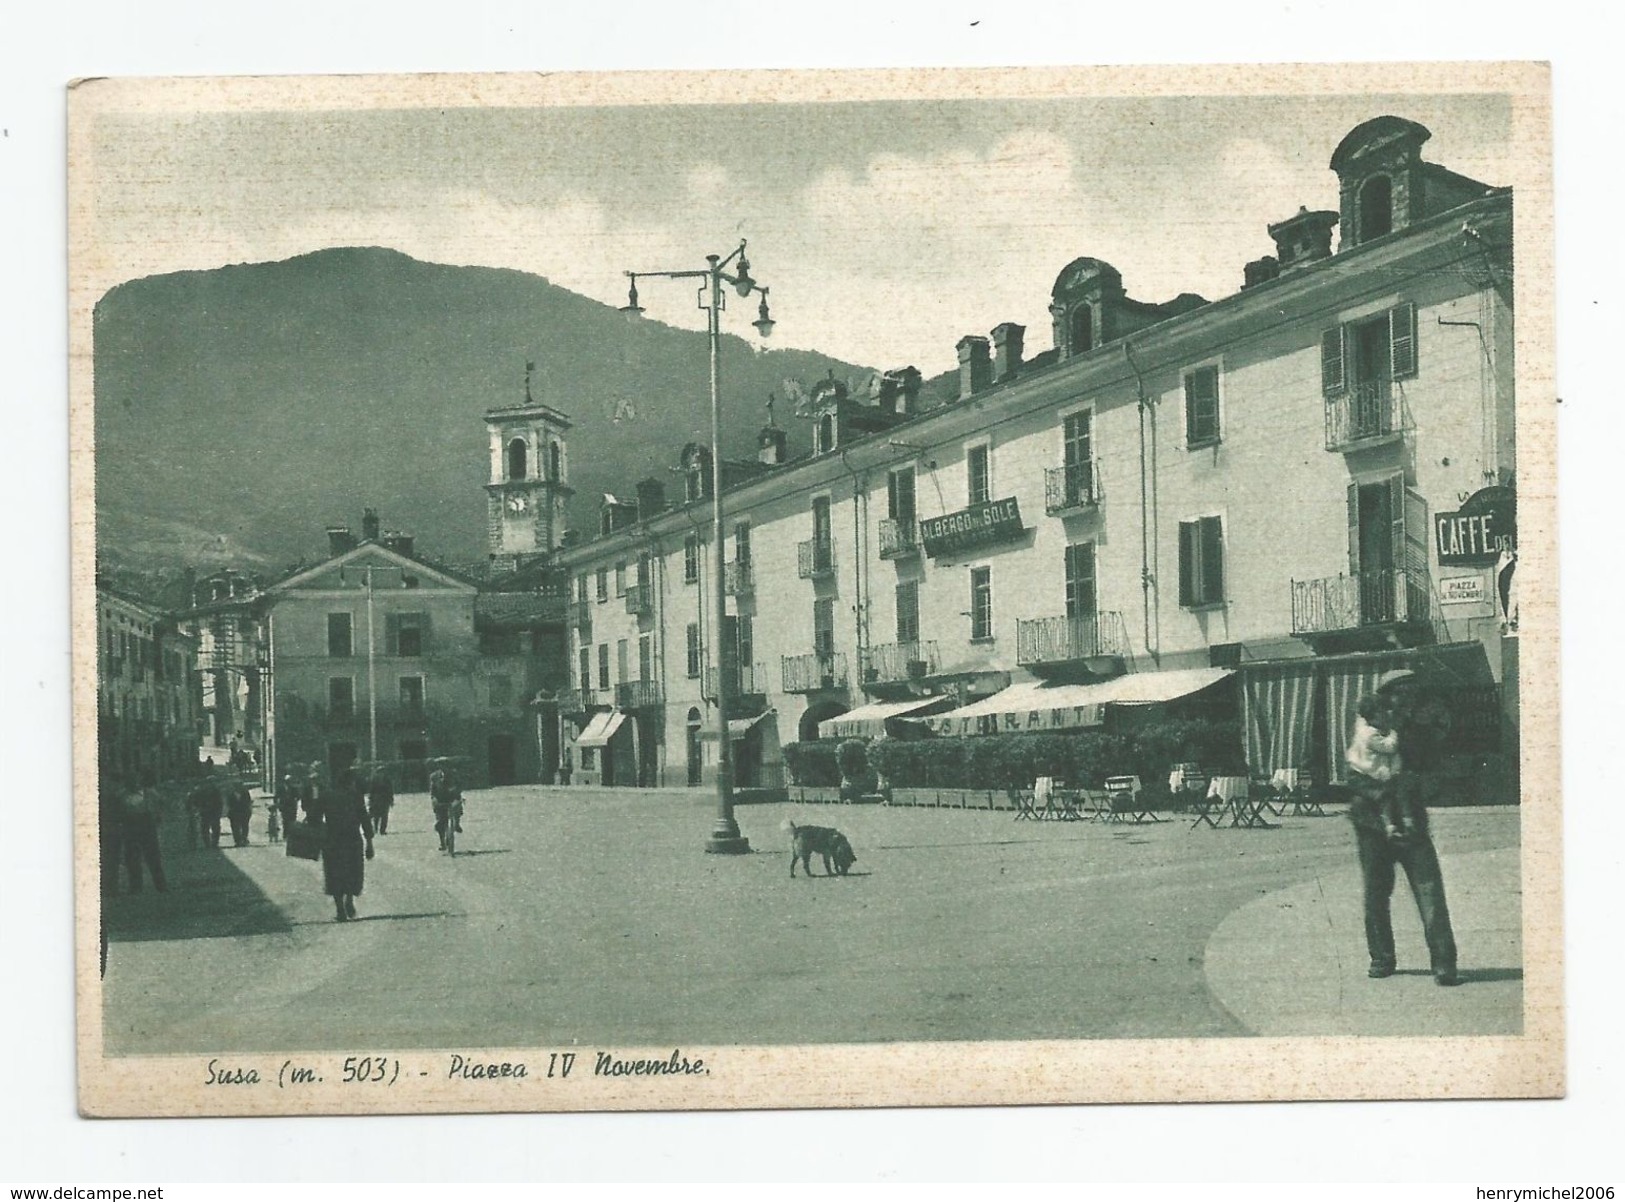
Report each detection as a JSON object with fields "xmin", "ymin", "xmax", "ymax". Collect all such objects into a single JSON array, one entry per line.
[{"xmin": 83, "ymin": 88, "xmax": 1516, "ymax": 373}]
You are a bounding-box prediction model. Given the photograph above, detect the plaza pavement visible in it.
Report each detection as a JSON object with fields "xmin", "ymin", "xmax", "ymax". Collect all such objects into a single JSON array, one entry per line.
[{"xmin": 99, "ymin": 786, "xmax": 1522, "ymax": 1054}]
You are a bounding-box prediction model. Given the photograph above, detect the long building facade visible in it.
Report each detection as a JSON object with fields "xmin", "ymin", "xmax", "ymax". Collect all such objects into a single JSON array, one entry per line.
[
  {"xmin": 95, "ymin": 581, "xmax": 204, "ymax": 783},
  {"xmin": 545, "ymin": 116, "xmax": 1520, "ymax": 803}
]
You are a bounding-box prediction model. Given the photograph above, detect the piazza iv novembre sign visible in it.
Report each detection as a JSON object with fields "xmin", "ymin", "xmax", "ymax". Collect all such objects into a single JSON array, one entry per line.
[{"xmin": 919, "ymin": 497, "xmax": 1026, "ymax": 558}]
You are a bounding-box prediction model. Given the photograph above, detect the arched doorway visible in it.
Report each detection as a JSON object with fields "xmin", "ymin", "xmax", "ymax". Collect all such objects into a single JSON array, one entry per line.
[
  {"xmin": 685, "ymin": 707, "xmax": 703, "ymax": 787},
  {"xmin": 798, "ymin": 699, "xmax": 849, "ymax": 744},
  {"xmin": 1358, "ymin": 175, "xmax": 1393, "ymax": 242},
  {"xmin": 507, "ymin": 437, "xmax": 528, "ymax": 481}
]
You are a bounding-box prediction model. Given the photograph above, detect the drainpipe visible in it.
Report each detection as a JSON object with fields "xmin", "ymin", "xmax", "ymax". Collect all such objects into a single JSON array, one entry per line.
[
  {"xmin": 1125, "ymin": 340, "xmax": 1158, "ymax": 661},
  {"xmin": 838, "ymin": 447, "xmax": 868, "ymax": 677}
]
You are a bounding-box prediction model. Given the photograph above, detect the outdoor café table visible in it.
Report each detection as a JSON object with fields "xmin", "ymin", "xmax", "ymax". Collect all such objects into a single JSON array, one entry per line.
[
  {"xmin": 1210, "ymin": 775, "xmax": 1272, "ymax": 828},
  {"xmin": 1270, "ymin": 768, "xmax": 1325, "ymax": 817}
]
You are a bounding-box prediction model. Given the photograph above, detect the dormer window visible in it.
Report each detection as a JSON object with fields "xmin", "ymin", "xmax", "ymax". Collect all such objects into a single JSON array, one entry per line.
[
  {"xmin": 682, "ymin": 444, "xmax": 713, "ymax": 503},
  {"xmin": 1358, "ymin": 175, "xmax": 1393, "ymax": 243},
  {"xmin": 1069, "ymin": 305, "xmax": 1093, "ymax": 355},
  {"xmin": 816, "ymin": 413, "xmax": 836, "ymax": 456}
]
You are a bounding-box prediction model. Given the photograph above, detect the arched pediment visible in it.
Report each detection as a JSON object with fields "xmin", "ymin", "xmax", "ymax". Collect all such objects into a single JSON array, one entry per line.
[
  {"xmin": 1330, "ymin": 116, "xmax": 1431, "ymax": 173},
  {"xmin": 1051, "ymin": 257, "xmax": 1122, "ymax": 301}
]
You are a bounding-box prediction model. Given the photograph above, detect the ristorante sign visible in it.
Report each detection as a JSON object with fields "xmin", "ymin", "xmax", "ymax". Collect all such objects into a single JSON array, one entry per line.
[
  {"xmin": 921, "ymin": 704, "xmax": 1105, "ymax": 737},
  {"xmin": 1434, "ymin": 486, "xmax": 1515, "ymax": 567},
  {"xmin": 919, "ymin": 497, "xmax": 1026, "ymax": 559}
]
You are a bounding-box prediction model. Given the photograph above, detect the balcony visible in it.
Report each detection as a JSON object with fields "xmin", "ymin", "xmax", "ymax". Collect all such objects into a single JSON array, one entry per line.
[
  {"xmin": 1325, "ymin": 381, "xmax": 1410, "ymax": 451},
  {"xmin": 782, "ymin": 651, "xmax": 848, "ymax": 693},
  {"xmin": 1044, "ymin": 462, "xmax": 1102, "ymax": 514},
  {"xmin": 860, "ymin": 640, "xmax": 940, "ymax": 687},
  {"xmin": 615, "ymin": 679, "xmax": 664, "ymax": 709},
  {"xmin": 1291, "ymin": 568, "xmax": 1433, "ymax": 636},
  {"xmin": 1015, "ymin": 612, "xmax": 1130, "ymax": 668},
  {"xmin": 570, "ymin": 600, "xmax": 593, "ymax": 633},
  {"xmin": 797, "ymin": 538, "xmax": 836, "ymax": 580},
  {"xmin": 704, "ymin": 662, "xmax": 767, "ymax": 701},
  {"xmin": 624, "ymin": 583, "xmax": 654, "ymax": 616},
  {"xmin": 725, "ymin": 560, "xmax": 755, "ymax": 596},
  {"xmin": 878, "ymin": 518, "xmax": 920, "ymax": 560},
  {"xmin": 576, "ymin": 686, "xmax": 606, "ymax": 712}
]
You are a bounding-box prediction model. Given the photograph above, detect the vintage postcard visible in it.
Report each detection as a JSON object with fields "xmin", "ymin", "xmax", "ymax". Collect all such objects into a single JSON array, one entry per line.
[{"xmin": 70, "ymin": 62, "xmax": 1559, "ymax": 1117}]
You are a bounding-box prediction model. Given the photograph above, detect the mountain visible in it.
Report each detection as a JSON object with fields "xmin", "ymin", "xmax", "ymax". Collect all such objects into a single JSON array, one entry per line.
[{"xmin": 93, "ymin": 247, "xmax": 878, "ymax": 573}]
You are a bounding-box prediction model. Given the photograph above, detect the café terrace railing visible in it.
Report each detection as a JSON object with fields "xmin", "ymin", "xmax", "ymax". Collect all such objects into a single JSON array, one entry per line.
[
  {"xmin": 1290, "ymin": 567, "xmax": 1433, "ymax": 634},
  {"xmin": 859, "ymin": 640, "xmax": 941, "ymax": 687},
  {"xmin": 781, "ymin": 650, "xmax": 848, "ymax": 693},
  {"xmin": 704, "ymin": 662, "xmax": 767, "ymax": 702},
  {"xmin": 615, "ymin": 679, "xmax": 664, "ymax": 709}
]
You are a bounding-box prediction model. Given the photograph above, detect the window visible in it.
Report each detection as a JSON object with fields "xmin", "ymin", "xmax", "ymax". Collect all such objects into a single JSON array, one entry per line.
[
  {"xmin": 735, "ymin": 522, "xmax": 752, "ymax": 565},
  {"xmin": 684, "ymin": 535, "xmax": 701, "ymax": 584},
  {"xmin": 386, "ymin": 612, "xmax": 427, "ymax": 657},
  {"xmin": 616, "ymin": 638, "xmax": 629, "ymax": 685},
  {"xmin": 1178, "ymin": 516, "xmax": 1225, "ymax": 608},
  {"xmin": 399, "ymin": 675, "xmax": 425, "ymax": 716},
  {"xmin": 813, "ymin": 598, "xmax": 836, "ymax": 658},
  {"xmin": 966, "ymin": 444, "xmax": 990, "ymax": 505},
  {"xmin": 735, "ymin": 615, "xmax": 754, "ymax": 674},
  {"xmin": 970, "ymin": 568, "xmax": 993, "ymax": 640},
  {"xmin": 614, "ymin": 562, "xmax": 627, "ymax": 597},
  {"xmin": 1065, "ymin": 542, "xmax": 1097, "ymax": 619},
  {"xmin": 811, "ymin": 496, "xmax": 833, "ymax": 547},
  {"xmin": 327, "ymin": 612, "xmax": 353, "ymax": 658},
  {"xmin": 816, "ymin": 413, "xmax": 835, "ymax": 455},
  {"xmin": 1062, "ymin": 411, "xmax": 1095, "ymax": 503},
  {"xmin": 488, "ymin": 675, "xmax": 513, "ymax": 708},
  {"xmin": 1184, "ymin": 366, "xmax": 1220, "ymax": 448},
  {"xmin": 507, "ymin": 437, "xmax": 528, "ymax": 481},
  {"xmin": 596, "ymin": 567, "xmax": 609, "ymax": 602},
  {"xmin": 684, "ymin": 446, "xmax": 713, "ymax": 503},
  {"xmin": 896, "ymin": 581, "xmax": 920, "ymax": 645},
  {"xmin": 638, "ymin": 634, "xmax": 653, "ymax": 682},
  {"xmin": 1322, "ymin": 302, "xmax": 1417, "ymax": 396},
  {"xmin": 578, "ymin": 646, "xmax": 591, "ymax": 692},
  {"xmin": 548, "ymin": 441, "xmax": 563, "ymax": 481},
  {"xmin": 1358, "ymin": 175, "xmax": 1393, "ymax": 243},
  {"xmin": 637, "ymin": 553, "xmax": 653, "ymax": 589},
  {"xmin": 597, "ymin": 644, "xmax": 611, "ymax": 691},
  {"xmin": 1070, "ymin": 304, "xmax": 1093, "ymax": 355},
  {"xmin": 328, "ymin": 677, "xmax": 354, "ymax": 717},
  {"xmin": 686, "ymin": 623, "xmax": 702, "ymax": 678},
  {"xmin": 887, "ymin": 467, "xmax": 916, "ymax": 522},
  {"xmin": 577, "ymin": 574, "xmax": 590, "ymax": 603}
]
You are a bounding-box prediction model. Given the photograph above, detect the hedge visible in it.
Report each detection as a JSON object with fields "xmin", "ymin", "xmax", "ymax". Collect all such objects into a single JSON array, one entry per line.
[{"xmin": 784, "ymin": 718, "xmax": 1245, "ymax": 792}]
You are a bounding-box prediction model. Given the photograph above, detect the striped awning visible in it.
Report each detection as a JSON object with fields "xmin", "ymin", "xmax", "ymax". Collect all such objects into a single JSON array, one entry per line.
[
  {"xmin": 576, "ymin": 709, "xmax": 627, "ymax": 748},
  {"xmin": 819, "ymin": 695, "xmax": 955, "ymax": 740}
]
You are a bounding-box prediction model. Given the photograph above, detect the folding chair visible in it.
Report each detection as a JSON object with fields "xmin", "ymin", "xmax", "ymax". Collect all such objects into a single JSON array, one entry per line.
[
  {"xmin": 1189, "ymin": 779, "xmax": 1226, "ymax": 829},
  {"xmin": 1033, "ymin": 776, "xmax": 1061, "ymax": 821},
  {"xmin": 1103, "ymin": 776, "xmax": 1149, "ymax": 823},
  {"xmin": 1008, "ymin": 786, "xmax": 1039, "ymax": 821}
]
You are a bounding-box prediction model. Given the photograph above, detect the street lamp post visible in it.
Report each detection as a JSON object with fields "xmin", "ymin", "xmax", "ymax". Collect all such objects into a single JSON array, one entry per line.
[{"xmin": 622, "ymin": 239, "xmax": 775, "ymax": 854}]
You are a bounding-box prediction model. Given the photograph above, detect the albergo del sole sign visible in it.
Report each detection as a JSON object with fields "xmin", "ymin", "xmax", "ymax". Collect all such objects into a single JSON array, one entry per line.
[{"xmin": 919, "ymin": 497, "xmax": 1026, "ymax": 559}]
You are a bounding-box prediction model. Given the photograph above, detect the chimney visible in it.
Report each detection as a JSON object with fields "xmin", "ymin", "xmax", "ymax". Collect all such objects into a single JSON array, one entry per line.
[
  {"xmin": 383, "ymin": 531, "xmax": 415, "ymax": 559},
  {"xmin": 326, "ymin": 525, "xmax": 355, "ymax": 557},
  {"xmin": 876, "ymin": 373, "xmax": 900, "ymax": 415},
  {"xmin": 991, "ymin": 323, "xmax": 1025, "ymax": 383},
  {"xmin": 361, "ymin": 507, "xmax": 381, "ymax": 542},
  {"xmin": 1242, "ymin": 256, "xmax": 1280, "ymax": 289},
  {"xmin": 636, "ymin": 476, "xmax": 667, "ymax": 517},
  {"xmin": 758, "ymin": 423, "xmax": 788, "ymax": 466},
  {"xmin": 896, "ymin": 366, "xmax": 922, "ymax": 415},
  {"xmin": 956, "ymin": 335, "xmax": 991, "ymax": 400},
  {"xmin": 1266, "ymin": 207, "xmax": 1339, "ymax": 272}
]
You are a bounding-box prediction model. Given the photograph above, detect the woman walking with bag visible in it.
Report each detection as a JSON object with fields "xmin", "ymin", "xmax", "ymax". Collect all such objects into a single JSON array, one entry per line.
[{"xmin": 323, "ymin": 768, "xmax": 374, "ymax": 922}]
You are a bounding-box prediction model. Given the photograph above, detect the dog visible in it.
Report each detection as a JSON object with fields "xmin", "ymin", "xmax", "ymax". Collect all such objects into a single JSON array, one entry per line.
[{"xmin": 781, "ymin": 819, "xmax": 857, "ymax": 878}]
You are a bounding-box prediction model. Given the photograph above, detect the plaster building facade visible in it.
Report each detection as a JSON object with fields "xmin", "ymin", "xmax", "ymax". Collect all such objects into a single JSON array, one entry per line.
[
  {"xmin": 95, "ymin": 581, "xmax": 203, "ymax": 783},
  {"xmin": 550, "ymin": 116, "xmax": 1520, "ymax": 802}
]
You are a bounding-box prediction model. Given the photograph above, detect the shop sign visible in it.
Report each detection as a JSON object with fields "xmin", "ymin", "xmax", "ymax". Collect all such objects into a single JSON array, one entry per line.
[
  {"xmin": 1434, "ymin": 486, "xmax": 1515, "ymax": 567},
  {"xmin": 919, "ymin": 497, "xmax": 1025, "ymax": 559},
  {"xmin": 1439, "ymin": 575, "xmax": 1487, "ymax": 605},
  {"xmin": 922, "ymin": 704, "xmax": 1103, "ymax": 737}
]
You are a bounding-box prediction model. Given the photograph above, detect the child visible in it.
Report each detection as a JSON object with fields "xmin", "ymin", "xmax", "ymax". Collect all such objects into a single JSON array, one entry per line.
[
  {"xmin": 266, "ymin": 796, "xmax": 282, "ymax": 844},
  {"xmin": 1347, "ymin": 679, "xmax": 1425, "ymax": 842}
]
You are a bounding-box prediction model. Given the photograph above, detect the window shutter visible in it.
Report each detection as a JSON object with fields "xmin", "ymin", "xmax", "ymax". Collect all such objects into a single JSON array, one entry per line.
[
  {"xmin": 1200, "ymin": 517, "xmax": 1225, "ymax": 605},
  {"xmin": 384, "ymin": 613, "xmax": 400, "ymax": 655},
  {"xmin": 1389, "ymin": 302, "xmax": 1418, "ymax": 379},
  {"xmin": 1347, "ymin": 482, "xmax": 1362, "ymax": 576},
  {"xmin": 1321, "ymin": 327, "xmax": 1346, "ymax": 397},
  {"xmin": 1178, "ymin": 521, "xmax": 1196, "ymax": 608},
  {"xmin": 1388, "ymin": 474, "xmax": 1407, "ymax": 582}
]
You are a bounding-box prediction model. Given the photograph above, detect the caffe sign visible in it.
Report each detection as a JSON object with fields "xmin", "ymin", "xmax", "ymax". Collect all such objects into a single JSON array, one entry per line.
[
  {"xmin": 919, "ymin": 497, "xmax": 1026, "ymax": 559},
  {"xmin": 1434, "ymin": 486, "xmax": 1515, "ymax": 568}
]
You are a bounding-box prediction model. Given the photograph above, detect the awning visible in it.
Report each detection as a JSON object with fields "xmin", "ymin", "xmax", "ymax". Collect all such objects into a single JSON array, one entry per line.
[
  {"xmin": 700, "ymin": 710, "xmax": 775, "ymax": 742},
  {"xmin": 913, "ymin": 667, "xmax": 1234, "ymax": 737},
  {"xmin": 576, "ymin": 709, "xmax": 628, "ymax": 748},
  {"xmin": 819, "ymin": 696, "xmax": 955, "ymax": 740}
]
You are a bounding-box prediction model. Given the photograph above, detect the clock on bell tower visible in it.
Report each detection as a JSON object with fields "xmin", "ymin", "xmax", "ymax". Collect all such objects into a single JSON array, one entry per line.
[{"xmin": 484, "ymin": 363, "xmax": 574, "ymax": 570}]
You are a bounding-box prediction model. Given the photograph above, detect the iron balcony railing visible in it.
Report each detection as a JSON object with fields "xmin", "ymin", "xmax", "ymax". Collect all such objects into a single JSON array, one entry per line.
[
  {"xmin": 577, "ymin": 686, "xmax": 605, "ymax": 711},
  {"xmin": 570, "ymin": 600, "xmax": 593, "ymax": 632},
  {"xmin": 878, "ymin": 517, "xmax": 920, "ymax": 559},
  {"xmin": 1291, "ymin": 568, "xmax": 1433, "ymax": 634},
  {"xmin": 861, "ymin": 640, "xmax": 941, "ymax": 687},
  {"xmin": 782, "ymin": 650, "xmax": 848, "ymax": 693},
  {"xmin": 704, "ymin": 662, "xmax": 766, "ymax": 701},
  {"xmin": 1325, "ymin": 381, "xmax": 1410, "ymax": 451},
  {"xmin": 797, "ymin": 538, "xmax": 836, "ymax": 579},
  {"xmin": 724, "ymin": 560, "xmax": 755, "ymax": 596},
  {"xmin": 1043, "ymin": 462, "xmax": 1103, "ymax": 514},
  {"xmin": 615, "ymin": 679, "xmax": 664, "ymax": 709},
  {"xmin": 1015, "ymin": 611, "xmax": 1130, "ymax": 666},
  {"xmin": 624, "ymin": 583, "xmax": 654, "ymax": 616}
]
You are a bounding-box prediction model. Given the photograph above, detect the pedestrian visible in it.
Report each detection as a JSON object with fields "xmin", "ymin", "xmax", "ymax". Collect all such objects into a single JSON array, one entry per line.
[
  {"xmin": 322, "ymin": 768, "xmax": 374, "ymax": 922},
  {"xmin": 302, "ymin": 764, "xmax": 326, "ymax": 825},
  {"xmin": 558, "ymin": 746, "xmax": 572, "ymax": 787},
  {"xmin": 191, "ymin": 766, "xmax": 224, "ymax": 850},
  {"xmin": 275, "ymin": 771, "xmax": 301, "ymax": 838},
  {"xmin": 266, "ymin": 794, "xmax": 282, "ymax": 844},
  {"xmin": 1345, "ymin": 669, "xmax": 1460, "ymax": 986},
  {"xmin": 226, "ymin": 778, "xmax": 254, "ymax": 847},
  {"xmin": 120, "ymin": 771, "xmax": 169, "ymax": 893},
  {"xmin": 367, "ymin": 768, "xmax": 395, "ymax": 835}
]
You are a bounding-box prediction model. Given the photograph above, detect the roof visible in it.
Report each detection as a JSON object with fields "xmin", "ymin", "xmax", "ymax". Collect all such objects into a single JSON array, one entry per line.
[
  {"xmin": 266, "ymin": 540, "xmax": 477, "ymax": 595},
  {"xmin": 474, "ymin": 591, "xmax": 567, "ymax": 627}
]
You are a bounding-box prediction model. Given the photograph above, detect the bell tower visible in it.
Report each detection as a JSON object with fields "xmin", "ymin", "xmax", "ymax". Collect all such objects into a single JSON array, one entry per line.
[{"xmin": 484, "ymin": 361, "xmax": 573, "ymax": 571}]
